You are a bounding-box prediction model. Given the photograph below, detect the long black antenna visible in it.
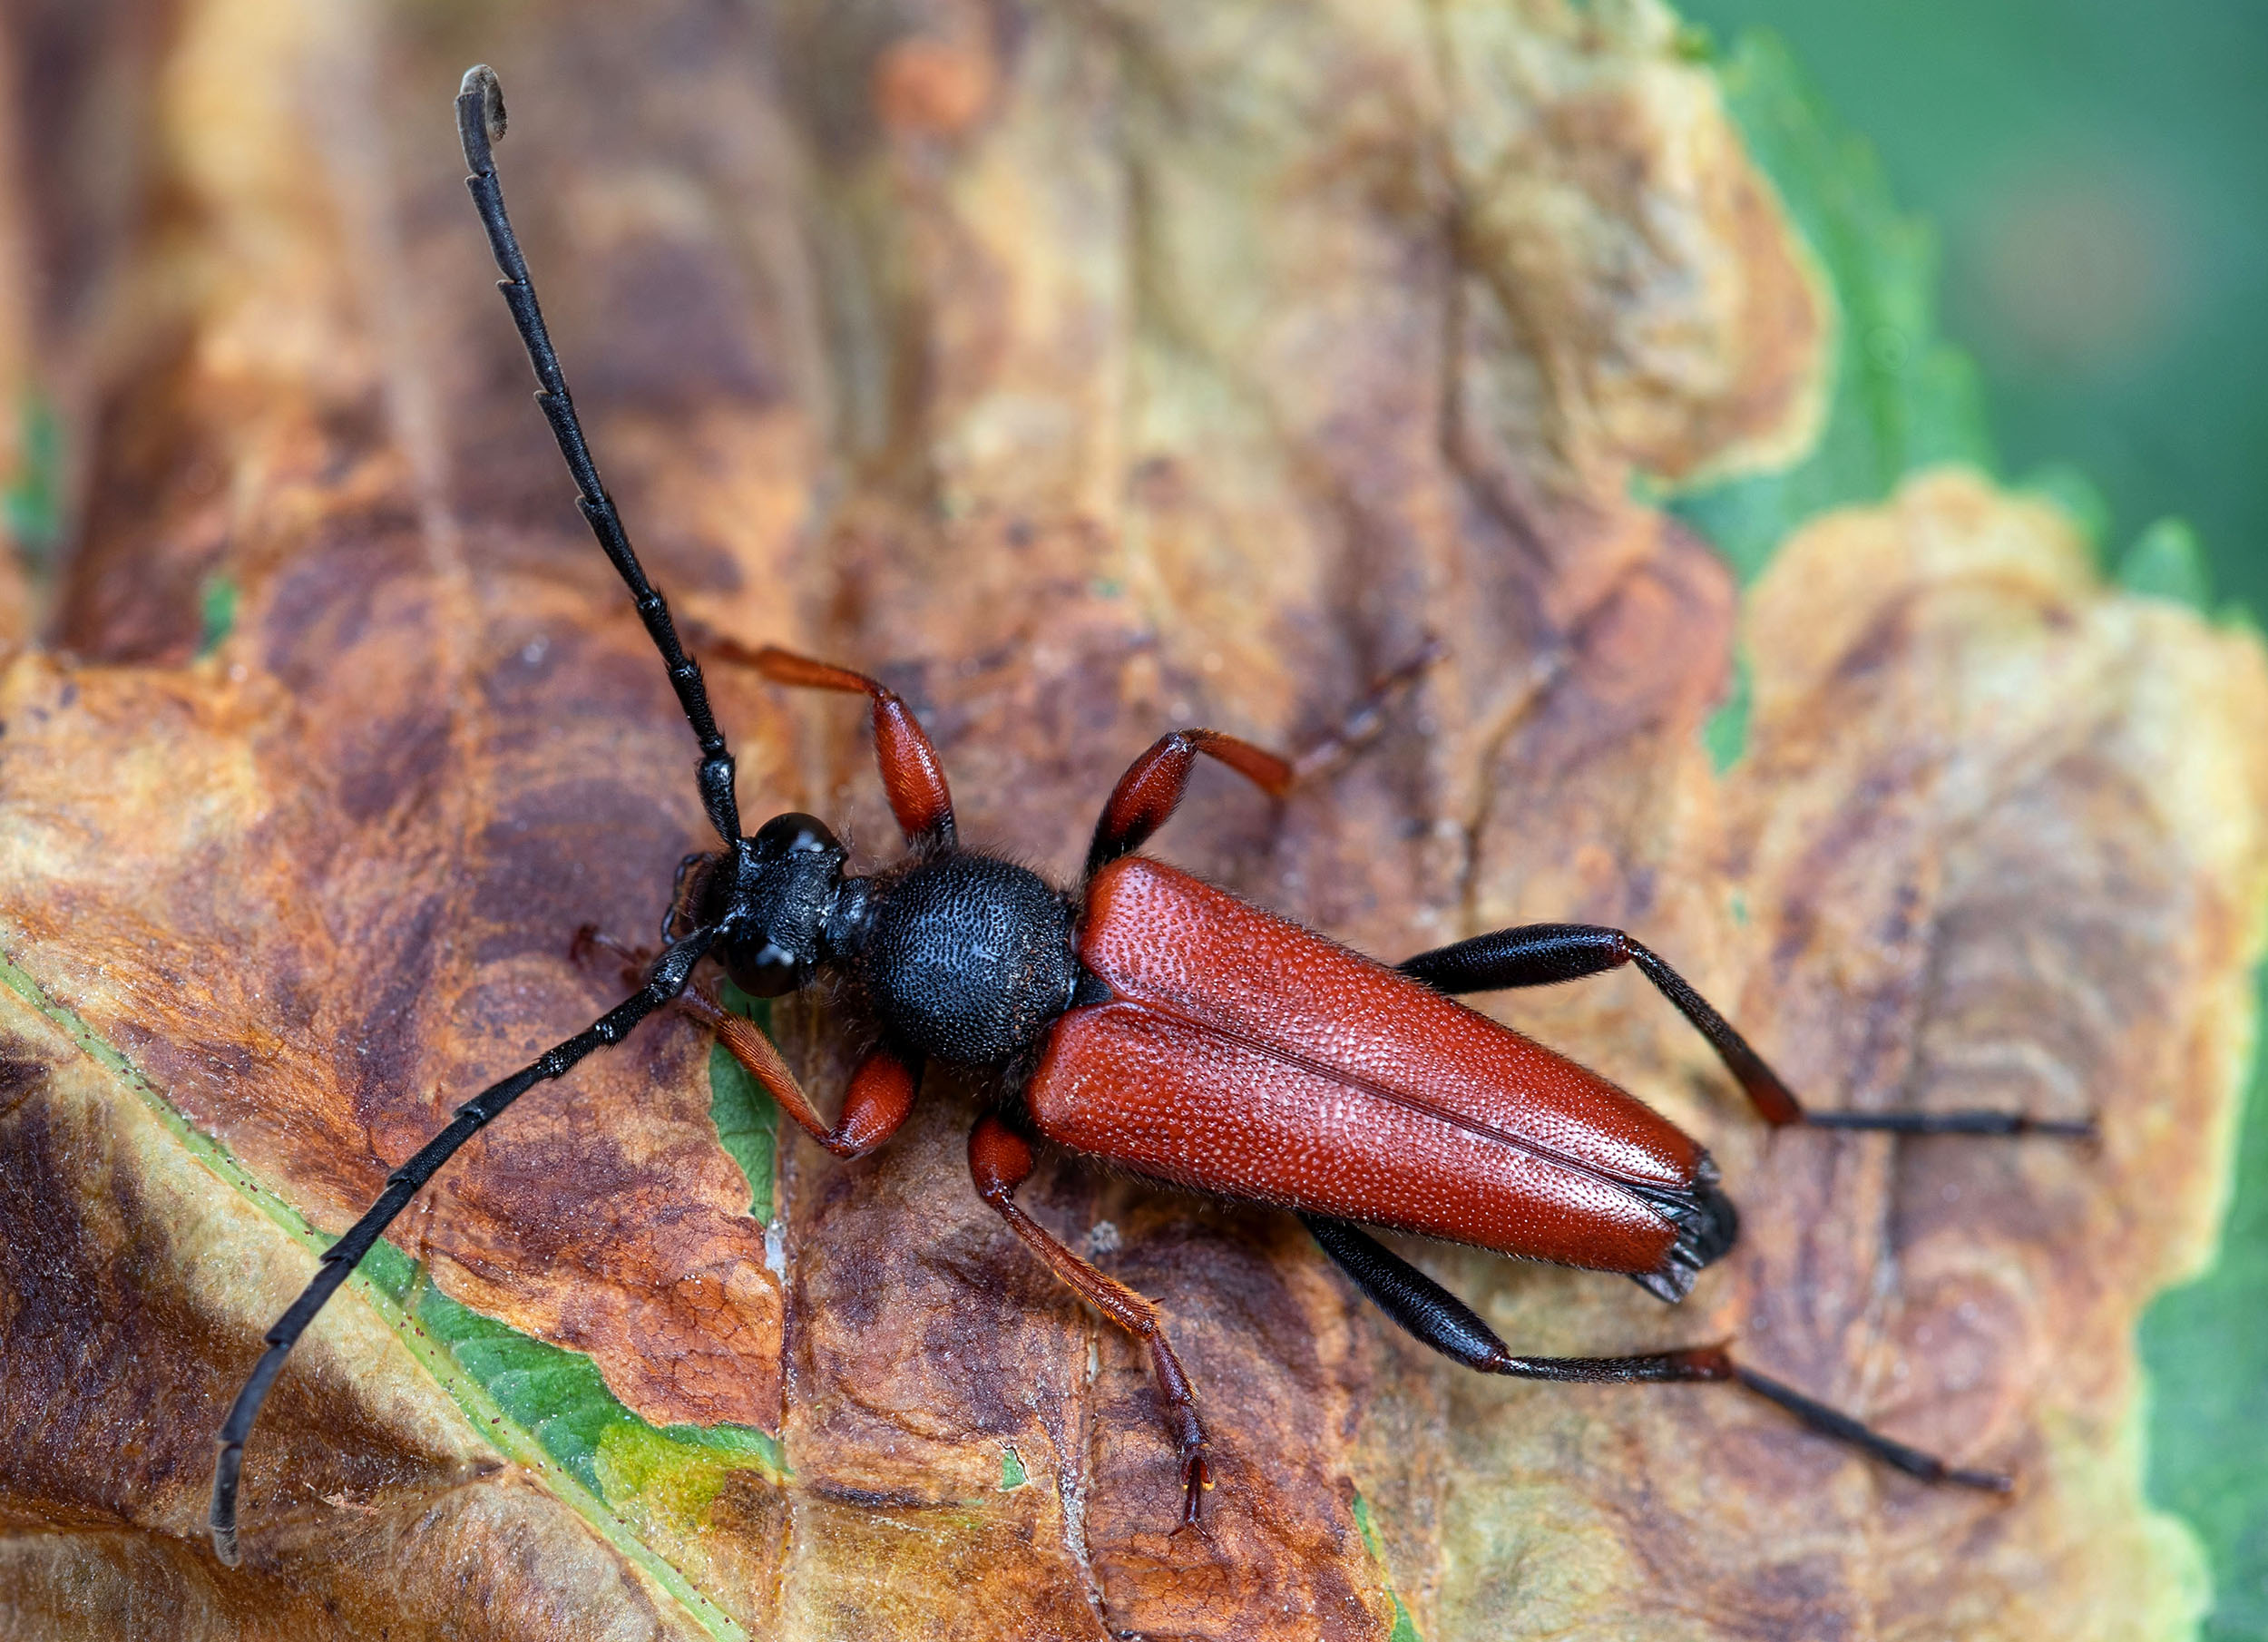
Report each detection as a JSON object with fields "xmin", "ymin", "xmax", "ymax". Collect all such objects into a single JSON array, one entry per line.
[
  {"xmin": 209, "ymin": 926, "xmax": 718, "ymax": 1565},
  {"xmin": 210, "ymin": 66, "xmax": 756, "ymax": 1566},
  {"xmin": 454, "ymin": 64, "xmax": 741, "ymax": 845}
]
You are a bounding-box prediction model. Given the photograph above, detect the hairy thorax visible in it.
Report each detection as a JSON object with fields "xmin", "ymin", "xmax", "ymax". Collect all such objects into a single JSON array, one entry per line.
[{"xmin": 839, "ymin": 852, "xmax": 1081, "ymax": 1067}]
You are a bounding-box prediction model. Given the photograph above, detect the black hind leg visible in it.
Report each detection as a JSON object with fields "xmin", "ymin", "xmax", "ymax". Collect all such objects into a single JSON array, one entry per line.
[
  {"xmin": 1302, "ymin": 1216, "xmax": 2009, "ymax": 1491},
  {"xmin": 1398, "ymin": 925, "xmax": 2093, "ymax": 1138}
]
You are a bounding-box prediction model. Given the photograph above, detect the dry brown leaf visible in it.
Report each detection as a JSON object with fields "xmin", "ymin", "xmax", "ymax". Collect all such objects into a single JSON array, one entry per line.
[{"xmin": 3, "ymin": 2, "xmax": 2264, "ymax": 1639}]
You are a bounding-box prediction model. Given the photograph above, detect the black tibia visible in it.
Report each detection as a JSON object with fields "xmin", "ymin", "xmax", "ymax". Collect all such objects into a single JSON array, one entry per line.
[
  {"xmin": 1302, "ymin": 1216, "xmax": 2011, "ymax": 1492},
  {"xmin": 1398, "ymin": 924, "xmax": 2094, "ymax": 1139},
  {"xmin": 1301, "ymin": 1215, "xmax": 1503, "ymax": 1371},
  {"xmin": 455, "ymin": 65, "xmax": 739, "ymax": 845},
  {"xmin": 208, "ymin": 926, "xmax": 716, "ymax": 1567}
]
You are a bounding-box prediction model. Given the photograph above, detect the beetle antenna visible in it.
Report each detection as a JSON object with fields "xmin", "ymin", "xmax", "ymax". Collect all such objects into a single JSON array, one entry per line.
[
  {"xmin": 209, "ymin": 926, "xmax": 717, "ymax": 1566},
  {"xmin": 454, "ymin": 64, "xmax": 742, "ymax": 845}
]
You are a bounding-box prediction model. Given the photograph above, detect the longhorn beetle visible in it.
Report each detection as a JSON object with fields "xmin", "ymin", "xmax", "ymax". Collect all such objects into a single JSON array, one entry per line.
[{"xmin": 208, "ymin": 64, "xmax": 2093, "ymax": 1565}]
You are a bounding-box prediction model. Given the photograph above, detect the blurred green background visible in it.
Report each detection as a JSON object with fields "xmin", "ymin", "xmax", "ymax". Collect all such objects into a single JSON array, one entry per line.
[
  {"xmin": 1680, "ymin": 5, "xmax": 2268, "ymax": 1637},
  {"xmin": 1686, "ymin": 0, "xmax": 2267, "ymax": 617}
]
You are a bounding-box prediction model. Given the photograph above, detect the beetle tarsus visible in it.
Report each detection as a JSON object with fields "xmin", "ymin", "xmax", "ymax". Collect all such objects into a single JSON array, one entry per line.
[
  {"xmin": 972, "ymin": 1115, "xmax": 1216, "ymax": 1530},
  {"xmin": 1803, "ymin": 1108, "xmax": 2098, "ymax": 1140},
  {"xmin": 1286, "ymin": 634, "xmax": 1445, "ymax": 782},
  {"xmin": 1730, "ymin": 1366, "xmax": 2013, "ymax": 1492}
]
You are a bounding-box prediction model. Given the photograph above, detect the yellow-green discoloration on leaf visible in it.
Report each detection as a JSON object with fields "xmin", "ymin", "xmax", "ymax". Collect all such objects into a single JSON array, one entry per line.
[
  {"xmin": 708, "ymin": 984, "xmax": 781, "ymax": 1224},
  {"xmin": 997, "ymin": 1446, "xmax": 1029, "ymax": 1491},
  {"xmin": 1354, "ymin": 1493, "xmax": 1426, "ymax": 1642}
]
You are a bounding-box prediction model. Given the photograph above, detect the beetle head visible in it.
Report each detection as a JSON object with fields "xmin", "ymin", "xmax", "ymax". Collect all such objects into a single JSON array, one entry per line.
[{"xmin": 700, "ymin": 812, "xmax": 847, "ymax": 996}]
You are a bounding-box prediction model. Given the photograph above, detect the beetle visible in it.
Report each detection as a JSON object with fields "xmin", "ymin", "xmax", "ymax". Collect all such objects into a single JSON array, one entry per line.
[{"xmin": 208, "ymin": 64, "xmax": 2092, "ymax": 1565}]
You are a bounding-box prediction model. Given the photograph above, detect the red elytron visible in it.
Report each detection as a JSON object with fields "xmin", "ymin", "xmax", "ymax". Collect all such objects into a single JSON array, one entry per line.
[{"xmin": 1032, "ymin": 857, "xmax": 1711, "ymax": 1278}]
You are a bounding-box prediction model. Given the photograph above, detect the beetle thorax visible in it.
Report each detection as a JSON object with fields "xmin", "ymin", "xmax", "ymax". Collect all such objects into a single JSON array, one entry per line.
[{"xmin": 841, "ymin": 852, "xmax": 1080, "ymax": 1067}]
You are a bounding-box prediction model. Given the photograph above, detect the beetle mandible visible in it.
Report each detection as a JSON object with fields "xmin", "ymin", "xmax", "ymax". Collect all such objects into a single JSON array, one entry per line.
[{"xmin": 207, "ymin": 64, "xmax": 2093, "ymax": 1566}]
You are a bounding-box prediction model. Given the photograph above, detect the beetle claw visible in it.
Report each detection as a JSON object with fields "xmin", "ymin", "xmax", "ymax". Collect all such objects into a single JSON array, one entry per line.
[{"xmin": 1172, "ymin": 1450, "xmax": 1210, "ymax": 1531}]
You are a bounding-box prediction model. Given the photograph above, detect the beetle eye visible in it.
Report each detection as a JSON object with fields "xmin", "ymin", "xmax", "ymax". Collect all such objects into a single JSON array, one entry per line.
[{"xmin": 752, "ymin": 812, "xmax": 839, "ymax": 857}]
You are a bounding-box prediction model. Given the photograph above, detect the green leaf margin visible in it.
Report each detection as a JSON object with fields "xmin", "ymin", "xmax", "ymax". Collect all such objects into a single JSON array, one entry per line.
[
  {"xmin": 3, "ymin": 387, "xmax": 62, "ymax": 562},
  {"xmin": 1668, "ymin": 31, "xmax": 1996, "ymax": 584},
  {"xmin": 0, "ymin": 949, "xmax": 784, "ymax": 1642},
  {"xmin": 2140, "ymin": 963, "xmax": 2268, "ymax": 1642},
  {"xmin": 1352, "ymin": 1491, "xmax": 1425, "ymax": 1642},
  {"xmin": 1665, "ymin": 30, "xmax": 1996, "ymax": 773}
]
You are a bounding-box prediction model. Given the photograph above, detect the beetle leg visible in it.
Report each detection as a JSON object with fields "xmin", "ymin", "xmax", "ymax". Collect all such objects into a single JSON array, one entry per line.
[
  {"xmin": 662, "ymin": 850, "xmax": 710, "ymax": 943},
  {"xmin": 1086, "ymin": 730, "xmax": 1296, "ymax": 875},
  {"xmin": 969, "ymin": 1115, "xmax": 1211, "ymax": 1527},
  {"xmin": 567, "ymin": 931, "xmax": 917, "ymax": 1158},
  {"xmin": 686, "ymin": 629, "xmax": 956, "ymax": 850},
  {"xmin": 1398, "ymin": 924, "xmax": 2095, "ymax": 1139},
  {"xmin": 572, "ymin": 924, "xmax": 654, "ymax": 976},
  {"xmin": 1084, "ymin": 640, "xmax": 1442, "ymax": 876},
  {"xmin": 1303, "ymin": 1216, "xmax": 2011, "ymax": 1492},
  {"xmin": 679, "ymin": 984, "xmax": 920, "ymax": 1159},
  {"xmin": 1279, "ymin": 635, "xmax": 1443, "ymax": 783}
]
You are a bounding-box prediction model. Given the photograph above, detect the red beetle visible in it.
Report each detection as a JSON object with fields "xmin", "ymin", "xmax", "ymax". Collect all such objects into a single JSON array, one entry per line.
[{"xmin": 209, "ymin": 64, "xmax": 2087, "ymax": 1563}]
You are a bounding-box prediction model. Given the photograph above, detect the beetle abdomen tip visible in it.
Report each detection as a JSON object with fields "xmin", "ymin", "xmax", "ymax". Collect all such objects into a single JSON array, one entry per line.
[{"xmin": 1630, "ymin": 1163, "xmax": 1740, "ymax": 1303}]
